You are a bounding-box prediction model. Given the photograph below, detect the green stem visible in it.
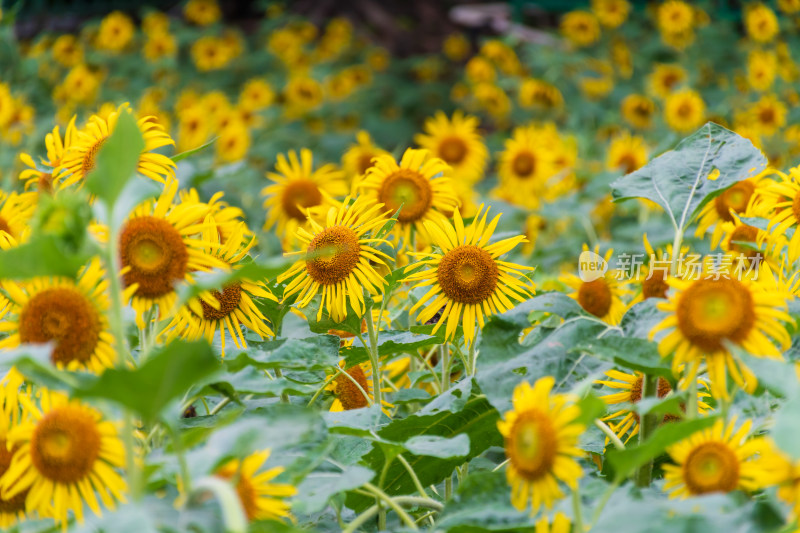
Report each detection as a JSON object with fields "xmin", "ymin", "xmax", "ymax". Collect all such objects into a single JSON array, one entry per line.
[
  {"xmin": 686, "ymin": 377, "xmax": 698, "ymax": 420},
  {"xmin": 634, "ymin": 373, "xmax": 659, "ymax": 487},
  {"xmin": 169, "ymin": 423, "xmax": 191, "ymax": 495},
  {"xmin": 468, "ymin": 341, "xmax": 478, "ymax": 376},
  {"xmin": 397, "ymin": 454, "xmax": 429, "ymax": 499},
  {"xmin": 594, "ymin": 419, "xmax": 625, "ymax": 451},
  {"xmin": 274, "ymin": 368, "xmax": 289, "ymax": 403},
  {"xmin": 439, "ymin": 343, "xmax": 450, "ymax": 393},
  {"xmin": 590, "ymin": 480, "xmax": 620, "ymax": 526},
  {"xmin": 342, "ymin": 496, "xmax": 441, "ymax": 533},
  {"xmin": 572, "ymin": 483, "xmax": 584, "ymax": 533},
  {"xmin": 365, "ymin": 308, "xmax": 382, "ymax": 409},
  {"xmin": 363, "ymin": 483, "xmax": 419, "ymax": 530},
  {"xmin": 306, "ymin": 372, "xmax": 339, "ymax": 407}
]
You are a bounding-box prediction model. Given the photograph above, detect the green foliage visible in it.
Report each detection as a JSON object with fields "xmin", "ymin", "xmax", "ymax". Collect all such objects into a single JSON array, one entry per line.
[{"xmin": 86, "ymin": 110, "xmax": 145, "ymax": 208}]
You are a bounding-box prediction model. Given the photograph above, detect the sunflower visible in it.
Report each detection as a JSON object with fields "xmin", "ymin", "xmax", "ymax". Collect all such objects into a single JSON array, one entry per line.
[
  {"xmin": 779, "ymin": 0, "xmax": 800, "ymax": 14},
  {"xmin": 184, "ymin": 0, "xmax": 221, "ymax": 26},
  {"xmin": 358, "ymin": 148, "xmax": 458, "ymax": 250},
  {"xmin": 717, "ymin": 214, "xmax": 777, "ymax": 272},
  {"xmin": 747, "ymin": 50, "xmax": 777, "ymax": 92},
  {"xmin": 278, "ymin": 196, "xmax": 393, "ymax": 322},
  {"xmin": 414, "ymin": 111, "xmax": 488, "ymax": 185},
  {"xmin": 497, "ymin": 377, "xmax": 585, "ymax": 513},
  {"xmin": 596, "ymin": 370, "xmax": 710, "ymax": 444},
  {"xmin": 0, "ymin": 390, "xmax": 127, "ymax": 527},
  {"xmin": 143, "ymin": 31, "xmax": 177, "ymax": 62},
  {"xmin": 561, "ymin": 245, "xmax": 628, "ymax": 325},
  {"xmin": 560, "ymin": 10, "xmax": 601, "ymax": 48},
  {"xmin": 117, "ymin": 179, "xmax": 228, "ymax": 326},
  {"xmin": 0, "ymin": 191, "xmax": 37, "ymax": 249},
  {"xmin": 657, "ymin": 0, "xmax": 694, "ymax": 34},
  {"xmin": 694, "ymin": 169, "xmax": 775, "ymax": 247},
  {"xmin": 262, "ymin": 148, "xmax": 347, "ymax": 246},
  {"xmin": 215, "ymin": 118, "xmax": 250, "ymax": 163},
  {"xmin": 405, "ymin": 205, "xmax": 533, "ymax": 346},
  {"xmin": 0, "ymin": 259, "xmax": 117, "ymax": 373},
  {"xmin": 51, "ymin": 34, "xmax": 83, "ymax": 67},
  {"xmin": 20, "ymin": 119, "xmax": 77, "ymax": 193},
  {"xmin": 0, "ymin": 379, "xmax": 34, "ymax": 528},
  {"xmin": 495, "ymin": 124, "xmax": 556, "ymax": 207},
  {"xmin": 179, "ymin": 188, "xmax": 250, "ymax": 245},
  {"xmin": 632, "ymin": 234, "xmax": 688, "ymax": 302},
  {"xmin": 57, "ymin": 64, "xmax": 100, "ymax": 105},
  {"xmin": 95, "ymin": 11, "xmax": 134, "ymax": 53},
  {"xmin": 443, "ymin": 33, "xmax": 470, "ymax": 62},
  {"xmin": 748, "ymin": 167, "xmax": 800, "ymax": 262},
  {"xmin": 749, "ymin": 94, "xmax": 787, "ymax": 137},
  {"xmin": 191, "ymin": 36, "xmax": 231, "ymax": 72},
  {"xmin": 283, "ymin": 77, "xmax": 324, "ymax": 116},
  {"xmin": 176, "ymin": 104, "xmax": 210, "ymax": 153},
  {"xmin": 534, "ymin": 513, "xmax": 572, "ymax": 533},
  {"xmin": 744, "ymin": 3, "xmax": 779, "ymax": 43},
  {"xmin": 162, "ymin": 222, "xmax": 275, "ymax": 357},
  {"xmin": 214, "ymin": 449, "xmax": 296, "ymax": 523},
  {"xmin": 591, "ymin": 0, "xmax": 630, "ymax": 28},
  {"xmin": 606, "ymin": 132, "xmax": 648, "ymax": 174},
  {"xmin": 518, "ymin": 78, "xmax": 564, "ymax": 111},
  {"xmin": 648, "ymin": 64, "xmax": 687, "ymax": 99},
  {"xmin": 326, "ymin": 359, "xmax": 392, "ymax": 415},
  {"xmin": 663, "ymin": 418, "xmax": 777, "ymax": 498},
  {"xmin": 650, "ymin": 266, "xmax": 792, "ymax": 400},
  {"xmin": 621, "ymin": 94, "xmax": 656, "ymax": 129},
  {"xmin": 56, "ymin": 104, "xmax": 175, "ymax": 188},
  {"xmin": 142, "ymin": 11, "xmax": 170, "ymax": 34},
  {"xmin": 239, "ymin": 78, "xmax": 275, "ymax": 111},
  {"xmin": 0, "ymin": 83, "xmax": 13, "ymax": 129},
  {"xmin": 341, "ymin": 130, "xmax": 390, "ymax": 184},
  {"xmin": 465, "ymin": 57, "xmax": 496, "ymax": 84},
  {"xmin": 664, "ymin": 89, "xmax": 705, "ymax": 134}
]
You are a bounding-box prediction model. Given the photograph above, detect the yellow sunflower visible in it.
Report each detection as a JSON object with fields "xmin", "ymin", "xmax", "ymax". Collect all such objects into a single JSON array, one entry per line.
[
  {"xmin": 749, "ymin": 94, "xmax": 787, "ymax": 137},
  {"xmin": 277, "ymin": 196, "xmax": 393, "ymax": 322},
  {"xmin": 51, "ymin": 34, "xmax": 83, "ymax": 67},
  {"xmin": 214, "ymin": 449, "xmax": 296, "ymax": 523},
  {"xmin": 215, "ymin": 118, "xmax": 250, "ymax": 163},
  {"xmin": 20, "ymin": 119, "xmax": 77, "ymax": 192},
  {"xmin": 751, "ymin": 167, "xmax": 800, "ymax": 262},
  {"xmin": 117, "ymin": 179, "xmax": 229, "ymax": 326},
  {"xmin": 606, "ymin": 132, "xmax": 648, "ymax": 174},
  {"xmin": 648, "ymin": 64, "xmax": 687, "ymax": 99},
  {"xmin": 414, "ymin": 110, "xmax": 488, "ymax": 185},
  {"xmin": 657, "ymin": 0, "xmax": 694, "ymax": 34},
  {"xmin": 341, "ymin": 130, "xmax": 390, "ymax": 184},
  {"xmin": 143, "ymin": 31, "xmax": 177, "ymax": 62},
  {"xmin": 664, "ymin": 89, "xmax": 705, "ymax": 133},
  {"xmin": 591, "ymin": 0, "xmax": 630, "ymax": 28},
  {"xmin": 94, "ymin": 11, "xmax": 134, "ymax": 53},
  {"xmin": 534, "ymin": 513, "xmax": 572, "ymax": 533},
  {"xmin": 163, "ymin": 222, "xmax": 276, "ymax": 357},
  {"xmin": 560, "ymin": 245, "xmax": 628, "ymax": 325},
  {"xmin": 745, "ymin": 3, "xmax": 779, "ymax": 43},
  {"xmin": 747, "ymin": 50, "xmax": 778, "ymax": 92},
  {"xmin": 495, "ymin": 125, "xmax": 556, "ymax": 207},
  {"xmin": 358, "ymin": 148, "xmax": 458, "ymax": 250},
  {"xmin": 191, "ymin": 36, "xmax": 231, "ymax": 71},
  {"xmin": 405, "ymin": 205, "xmax": 533, "ymax": 346},
  {"xmin": 179, "ymin": 188, "xmax": 251, "ymax": 245},
  {"xmin": 497, "ymin": 377, "xmax": 585, "ymax": 513},
  {"xmin": 663, "ymin": 417, "xmax": 777, "ymax": 498},
  {"xmin": 184, "ymin": 0, "xmax": 221, "ymax": 26},
  {"xmin": 0, "ymin": 379, "xmax": 34, "ymax": 528},
  {"xmin": 56, "ymin": 104, "xmax": 175, "ymax": 188},
  {"xmin": 0, "ymin": 259, "xmax": 116, "ymax": 373},
  {"xmin": 261, "ymin": 148, "xmax": 347, "ymax": 246},
  {"xmin": 694, "ymin": 169, "xmax": 775, "ymax": 247},
  {"xmin": 0, "ymin": 191, "xmax": 37, "ymax": 249},
  {"xmin": 631, "ymin": 234, "xmax": 688, "ymax": 302},
  {"xmin": 283, "ymin": 77, "xmax": 324, "ymax": 116},
  {"xmin": 176, "ymin": 104, "xmax": 210, "ymax": 153},
  {"xmin": 239, "ymin": 78, "xmax": 275, "ymax": 111},
  {"xmin": 560, "ymin": 10, "xmax": 601, "ymax": 47},
  {"xmin": 518, "ymin": 78, "xmax": 564, "ymax": 111},
  {"xmin": 621, "ymin": 94, "xmax": 656, "ymax": 129},
  {"xmin": 597, "ymin": 370, "xmax": 710, "ymax": 444},
  {"xmin": 651, "ymin": 267, "xmax": 792, "ymax": 400},
  {"xmin": 0, "ymin": 390, "xmax": 127, "ymax": 527},
  {"xmin": 326, "ymin": 360, "xmax": 392, "ymax": 415}
]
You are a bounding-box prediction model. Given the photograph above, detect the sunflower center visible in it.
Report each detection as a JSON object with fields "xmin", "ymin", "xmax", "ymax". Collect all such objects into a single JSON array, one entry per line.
[
  {"xmin": 714, "ymin": 181, "xmax": 755, "ymax": 222},
  {"xmin": 19, "ymin": 287, "xmax": 101, "ymax": 366},
  {"xmin": 617, "ymin": 153, "xmax": 640, "ymax": 174},
  {"xmin": 305, "ymin": 226, "xmax": 361, "ymax": 286},
  {"xmin": 728, "ymin": 224, "xmax": 760, "ymax": 256},
  {"xmin": 30, "ymin": 406, "xmax": 101, "ymax": 483},
  {"xmin": 683, "ymin": 442, "xmax": 740, "ymax": 494},
  {"xmin": 512, "ymin": 152, "xmax": 536, "ymax": 177},
  {"xmin": 759, "ymin": 108, "xmax": 775, "ymax": 125},
  {"xmin": 677, "ymin": 278, "xmax": 756, "ymax": 352},
  {"xmin": 677, "ymin": 102, "xmax": 692, "ymax": 118},
  {"xmin": 577, "ymin": 278, "xmax": 612, "ymax": 318},
  {"xmin": 508, "ymin": 410, "xmax": 557, "ymax": 480},
  {"xmin": 437, "ymin": 245, "xmax": 499, "ymax": 304},
  {"xmin": 0, "ymin": 439, "xmax": 28, "ymax": 513},
  {"xmin": 38, "ymin": 172, "xmax": 54, "ymax": 194},
  {"xmin": 438, "ymin": 137, "xmax": 468, "ymax": 165},
  {"xmin": 377, "ymin": 168, "xmax": 433, "ymax": 223},
  {"xmin": 82, "ymin": 137, "xmax": 108, "ymax": 177},
  {"xmin": 201, "ymin": 284, "xmax": 242, "ymax": 320},
  {"xmin": 281, "ymin": 180, "xmax": 323, "ymax": 221},
  {"xmin": 335, "ymin": 364, "xmax": 370, "ymax": 410},
  {"xmin": 119, "ymin": 216, "xmax": 189, "ymax": 298},
  {"xmin": 357, "ymin": 153, "xmax": 375, "ymax": 175},
  {"xmin": 0, "ymin": 216, "xmax": 10, "ymax": 236},
  {"xmin": 216, "ymin": 469, "xmax": 259, "ymax": 521},
  {"xmin": 642, "ymin": 270, "xmax": 669, "ymax": 299}
]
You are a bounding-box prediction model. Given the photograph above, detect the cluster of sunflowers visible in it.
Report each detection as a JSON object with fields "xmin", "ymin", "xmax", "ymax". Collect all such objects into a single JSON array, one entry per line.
[{"xmin": 3, "ymin": 0, "xmax": 800, "ymax": 532}]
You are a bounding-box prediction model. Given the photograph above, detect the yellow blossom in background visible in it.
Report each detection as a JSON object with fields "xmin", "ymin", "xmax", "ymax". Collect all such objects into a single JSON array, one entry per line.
[
  {"xmin": 560, "ymin": 10, "xmax": 601, "ymax": 47},
  {"xmin": 664, "ymin": 88, "xmax": 705, "ymax": 133},
  {"xmin": 51, "ymin": 34, "xmax": 83, "ymax": 67},
  {"xmin": 745, "ymin": 3, "xmax": 780, "ymax": 43},
  {"xmin": 184, "ymin": 0, "xmax": 222, "ymax": 26},
  {"xmin": 94, "ymin": 11, "xmax": 135, "ymax": 53}
]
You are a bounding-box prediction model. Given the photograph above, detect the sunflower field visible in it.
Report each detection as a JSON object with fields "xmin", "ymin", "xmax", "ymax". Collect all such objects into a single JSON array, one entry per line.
[{"xmin": 4, "ymin": 0, "xmax": 800, "ymax": 531}]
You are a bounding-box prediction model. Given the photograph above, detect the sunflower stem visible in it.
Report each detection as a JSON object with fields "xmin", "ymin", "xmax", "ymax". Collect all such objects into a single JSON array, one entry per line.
[
  {"xmin": 687, "ymin": 377, "xmax": 699, "ymax": 420},
  {"xmin": 365, "ymin": 308, "xmax": 382, "ymax": 409},
  {"xmin": 468, "ymin": 341, "xmax": 478, "ymax": 376},
  {"xmin": 169, "ymin": 422, "xmax": 192, "ymax": 495},
  {"xmin": 634, "ymin": 373, "xmax": 659, "ymax": 487},
  {"xmin": 594, "ymin": 419, "xmax": 625, "ymax": 450},
  {"xmin": 590, "ymin": 480, "xmax": 620, "ymax": 526},
  {"xmin": 274, "ymin": 368, "xmax": 289, "ymax": 403},
  {"xmin": 439, "ymin": 343, "xmax": 450, "ymax": 393},
  {"xmin": 571, "ymin": 483, "xmax": 584, "ymax": 533}
]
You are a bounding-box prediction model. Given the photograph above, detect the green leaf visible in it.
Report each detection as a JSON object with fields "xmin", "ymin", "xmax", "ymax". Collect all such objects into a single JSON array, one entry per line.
[
  {"xmin": 246, "ymin": 335, "xmax": 340, "ymax": 371},
  {"xmin": 293, "ymin": 466, "xmax": 375, "ymax": 515},
  {"xmin": 342, "ymin": 329, "xmax": 440, "ymax": 366},
  {"xmin": 773, "ymin": 393, "xmax": 800, "ymax": 460},
  {"xmin": 573, "ymin": 337, "xmax": 673, "ymax": 381},
  {"xmin": 0, "ymin": 235, "xmax": 92, "ymax": 280},
  {"xmin": 404, "ymin": 434, "xmax": 470, "ymax": 459},
  {"xmin": 175, "ymin": 260, "xmax": 290, "ymax": 309},
  {"xmin": 75, "ymin": 340, "xmax": 222, "ymax": 422},
  {"xmin": 573, "ymin": 392, "xmax": 607, "ymax": 427},
  {"xmin": 86, "ymin": 110, "xmax": 145, "ymax": 207},
  {"xmin": 606, "ymin": 416, "xmax": 718, "ymax": 480},
  {"xmin": 611, "ymin": 122, "xmax": 767, "ymax": 236},
  {"xmin": 171, "ymin": 136, "xmax": 218, "ymax": 163},
  {"xmin": 323, "ymin": 404, "xmax": 388, "ymax": 436}
]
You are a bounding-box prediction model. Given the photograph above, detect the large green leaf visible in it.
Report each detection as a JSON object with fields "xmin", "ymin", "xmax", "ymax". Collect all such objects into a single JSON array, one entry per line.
[
  {"xmin": 293, "ymin": 465, "xmax": 375, "ymax": 515},
  {"xmin": 244, "ymin": 335, "xmax": 340, "ymax": 371},
  {"xmin": 573, "ymin": 336, "xmax": 673, "ymax": 381},
  {"xmin": 0, "ymin": 235, "xmax": 93, "ymax": 280},
  {"xmin": 86, "ymin": 110, "xmax": 146, "ymax": 208},
  {"xmin": 773, "ymin": 393, "xmax": 800, "ymax": 460},
  {"xmin": 611, "ymin": 122, "xmax": 767, "ymax": 235},
  {"xmin": 75, "ymin": 340, "xmax": 222, "ymax": 423}
]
